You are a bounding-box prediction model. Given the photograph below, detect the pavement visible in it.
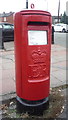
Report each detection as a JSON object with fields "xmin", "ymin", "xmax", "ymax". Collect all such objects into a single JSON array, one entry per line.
[{"xmin": 0, "ymin": 41, "xmax": 68, "ymax": 118}]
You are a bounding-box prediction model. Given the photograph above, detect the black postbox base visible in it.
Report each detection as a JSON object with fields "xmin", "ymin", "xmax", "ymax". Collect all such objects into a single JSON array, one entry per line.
[{"xmin": 16, "ymin": 96, "xmax": 49, "ymax": 115}]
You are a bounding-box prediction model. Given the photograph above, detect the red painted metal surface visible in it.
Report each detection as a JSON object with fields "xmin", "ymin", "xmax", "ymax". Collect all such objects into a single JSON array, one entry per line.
[{"xmin": 14, "ymin": 10, "xmax": 52, "ymax": 101}]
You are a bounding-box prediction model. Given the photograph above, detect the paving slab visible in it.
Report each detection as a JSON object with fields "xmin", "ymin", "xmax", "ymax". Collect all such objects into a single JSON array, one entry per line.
[
  {"xmin": 4, "ymin": 41, "xmax": 14, "ymax": 51},
  {"xmin": 51, "ymin": 44, "xmax": 66, "ymax": 86},
  {"xmin": 50, "ymin": 75, "xmax": 62, "ymax": 88}
]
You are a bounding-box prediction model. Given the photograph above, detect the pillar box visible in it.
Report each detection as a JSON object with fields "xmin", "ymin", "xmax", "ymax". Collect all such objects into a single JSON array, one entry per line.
[{"xmin": 14, "ymin": 10, "xmax": 52, "ymax": 113}]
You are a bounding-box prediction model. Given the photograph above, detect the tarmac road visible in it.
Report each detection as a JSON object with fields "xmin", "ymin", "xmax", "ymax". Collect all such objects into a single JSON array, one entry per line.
[{"xmin": 54, "ymin": 32, "xmax": 67, "ymax": 48}]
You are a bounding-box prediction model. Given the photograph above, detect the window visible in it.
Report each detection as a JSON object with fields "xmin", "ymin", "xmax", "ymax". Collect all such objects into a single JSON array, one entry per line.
[
  {"xmin": 3, "ymin": 24, "xmax": 14, "ymax": 29},
  {"xmin": 0, "ymin": 25, "xmax": 2, "ymax": 28},
  {"xmin": 4, "ymin": 17, "xmax": 6, "ymax": 22}
]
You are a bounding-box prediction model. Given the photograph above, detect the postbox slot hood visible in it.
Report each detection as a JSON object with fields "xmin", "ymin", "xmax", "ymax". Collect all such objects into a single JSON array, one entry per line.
[{"xmin": 20, "ymin": 10, "xmax": 51, "ymax": 17}]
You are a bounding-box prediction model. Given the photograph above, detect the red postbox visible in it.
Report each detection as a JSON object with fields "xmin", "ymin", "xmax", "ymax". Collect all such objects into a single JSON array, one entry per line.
[{"xmin": 14, "ymin": 10, "xmax": 52, "ymax": 113}]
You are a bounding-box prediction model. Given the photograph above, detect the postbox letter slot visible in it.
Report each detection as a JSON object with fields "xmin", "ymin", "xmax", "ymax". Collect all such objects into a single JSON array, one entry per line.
[{"xmin": 28, "ymin": 21, "xmax": 49, "ymax": 26}]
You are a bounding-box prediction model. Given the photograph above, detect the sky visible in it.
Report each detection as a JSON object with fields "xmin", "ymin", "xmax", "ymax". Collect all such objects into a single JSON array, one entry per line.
[{"xmin": 0, "ymin": 0, "xmax": 68, "ymax": 16}]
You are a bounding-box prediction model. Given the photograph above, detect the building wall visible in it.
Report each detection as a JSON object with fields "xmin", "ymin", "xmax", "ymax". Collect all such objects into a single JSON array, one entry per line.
[
  {"xmin": 0, "ymin": 17, "xmax": 3, "ymax": 22},
  {"xmin": 52, "ymin": 16, "xmax": 61, "ymax": 24},
  {"xmin": 0, "ymin": 13, "xmax": 14, "ymax": 24},
  {"xmin": 6, "ymin": 15, "xmax": 14, "ymax": 24}
]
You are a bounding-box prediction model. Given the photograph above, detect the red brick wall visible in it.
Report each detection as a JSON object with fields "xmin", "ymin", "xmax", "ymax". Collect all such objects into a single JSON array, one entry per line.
[
  {"xmin": 0, "ymin": 14, "xmax": 14, "ymax": 24},
  {"xmin": 0, "ymin": 17, "xmax": 3, "ymax": 22},
  {"xmin": 6, "ymin": 15, "xmax": 14, "ymax": 24}
]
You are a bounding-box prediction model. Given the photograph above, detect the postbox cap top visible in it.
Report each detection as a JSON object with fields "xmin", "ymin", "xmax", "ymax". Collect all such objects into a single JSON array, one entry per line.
[{"xmin": 20, "ymin": 10, "xmax": 51, "ymax": 16}]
